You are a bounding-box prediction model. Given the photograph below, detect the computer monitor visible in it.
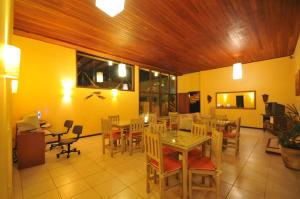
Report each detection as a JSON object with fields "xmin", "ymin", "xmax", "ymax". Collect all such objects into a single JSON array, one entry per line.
[{"xmin": 16, "ymin": 113, "xmax": 40, "ymax": 133}]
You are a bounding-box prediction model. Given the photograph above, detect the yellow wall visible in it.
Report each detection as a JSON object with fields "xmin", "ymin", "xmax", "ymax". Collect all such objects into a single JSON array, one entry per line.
[
  {"xmin": 178, "ymin": 57, "xmax": 295, "ymax": 128},
  {"xmin": 11, "ymin": 35, "xmax": 139, "ymax": 137},
  {"xmin": 293, "ymin": 36, "xmax": 300, "ymax": 107},
  {"xmin": 177, "ymin": 72, "xmax": 200, "ymax": 93}
]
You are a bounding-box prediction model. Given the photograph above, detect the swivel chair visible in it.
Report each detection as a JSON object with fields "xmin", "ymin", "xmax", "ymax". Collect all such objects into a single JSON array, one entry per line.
[
  {"xmin": 49, "ymin": 120, "xmax": 73, "ymax": 150},
  {"xmin": 56, "ymin": 125, "xmax": 83, "ymax": 158}
]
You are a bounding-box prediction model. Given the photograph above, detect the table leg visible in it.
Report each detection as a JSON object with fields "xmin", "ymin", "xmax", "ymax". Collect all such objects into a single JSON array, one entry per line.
[{"xmin": 182, "ymin": 151, "xmax": 188, "ymax": 199}]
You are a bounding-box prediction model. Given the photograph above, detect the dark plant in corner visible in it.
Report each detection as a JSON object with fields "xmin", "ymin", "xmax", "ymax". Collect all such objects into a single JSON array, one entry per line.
[
  {"xmin": 279, "ymin": 123, "xmax": 300, "ymax": 149},
  {"xmin": 279, "ymin": 104, "xmax": 300, "ymax": 170},
  {"xmin": 279, "ymin": 104, "xmax": 300, "ymax": 149}
]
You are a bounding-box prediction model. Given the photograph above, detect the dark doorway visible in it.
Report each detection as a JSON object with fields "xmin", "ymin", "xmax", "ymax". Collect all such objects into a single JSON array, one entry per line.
[
  {"xmin": 236, "ymin": 95, "xmax": 244, "ymax": 108},
  {"xmin": 189, "ymin": 91, "xmax": 200, "ymax": 113}
]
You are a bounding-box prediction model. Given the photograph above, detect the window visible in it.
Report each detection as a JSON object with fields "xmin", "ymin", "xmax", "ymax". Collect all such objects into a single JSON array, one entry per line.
[
  {"xmin": 76, "ymin": 52, "xmax": 134, "ymax": 91},
  {"xmin": 139, "ymin": 69, "xmax": 177, "ymax": 116}
]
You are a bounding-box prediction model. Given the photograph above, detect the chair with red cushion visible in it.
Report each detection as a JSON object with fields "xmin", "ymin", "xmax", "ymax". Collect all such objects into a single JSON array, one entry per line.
[
  {"xmin": 188, "ymin": 129, "xmax": 223, "ymax": 199},
  {"xmin": 188, "ymin": 123, "xmax": 207, "ymax": 158},
  {"xmin": 150, "ymin": 123, "xmax": 179, "ymax": 158},
  {"xmin": 101, "ymin": 118, "xmax": 122, "ymax": 157},
  {"xmin": 145, "ymin": 130, "xmax": 182, "ymax": 199},
  {"xmin": 128, "ymin": 118, "xmax": 144, "ymax": 155},
  {"xmin": 108, "ymin": 115, "xmax": 122, "ymax": 133},
  {"xmin": 223, "ymin": 117, "xmax": 241, "ymax": 156}
]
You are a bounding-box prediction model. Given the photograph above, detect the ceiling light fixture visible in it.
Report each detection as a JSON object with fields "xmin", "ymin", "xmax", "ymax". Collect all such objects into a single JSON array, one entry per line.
[
  {"xmin": 233, "ymin": 62, "xmax": 242, "ymax": 80},
  {"xmin": 118, "ymin": 63, "xmax": 126, "ymax": 77},
  {"xmin": 96, "ymin": 0, "xmax": 125, "ymax": 17}
]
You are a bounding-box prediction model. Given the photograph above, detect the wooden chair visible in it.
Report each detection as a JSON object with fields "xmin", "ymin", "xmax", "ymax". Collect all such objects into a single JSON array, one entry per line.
[
  {"xmin": 169, "ymin": 113, "xmax": 179, "ymax": 130},
  {"xmin": 148, "ymin": 113, "xmax": 157, "ymax": 124},
  {"xmin": 189, "ymin": 123, "xmax": 207, "ymax": 157},
  {"xmin": 108, "ymin": 115, "xmax": 120, "ymax": 125},
  {"xmin": 215, "ymin": 114, "xmax": 227, "ymax": 120},
  {"xmin": 223, "ymin": 117, "xmax": 241, "ymax": 156},
  {"xmin": 145, "ymin": 130, "xmax": 182, "ymax": 199},
  {"xmin": 101, "ymin": 119, "xmax": 122, "ymax": 157},
  {"xmin": 188, "ymin": 129, "xmax": 223, "ymax": 199},
  {"xmin": 129, "ymin": 119, "xmax": 144, "ymax": 155}
]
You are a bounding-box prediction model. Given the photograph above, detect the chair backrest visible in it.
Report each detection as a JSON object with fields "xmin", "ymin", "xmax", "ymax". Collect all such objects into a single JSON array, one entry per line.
[
  {"xmin": 72, "ymin": 125, "xmax": 83, "ymax": 139},
  {"xmin": 108, "ymin": 115, "xmax": 119, "ymax": 125},
  {"xmin": 150, "ymin": 123, "xmax": 166, "ymax": 135},
  {"xmin": 209, "ymin": 118, "xmax": 217, "ymax": 131},
  {"xmin": 144, "ymin": 130, "xmax": 163, "ymax": 173},
  {"xmin": 211, "ymin": 129, "xmax": 223, "ymax": 169},
  {"xmin": 101, "ymin": 118, "xmax": 112, "ymax": 137},
  {"xmin": 64, "ymin": 120, "xmax": 74, "ymax": 133},
  {"xmin": 130, "ymin": 119, "xmax": 144, "ymax": 133},
  {"xmin": 148, "ymin": 113, "xmax": 157, "ymax": 124},
  {"xmin": 191, "ymin": 123, "xmax": 207, "ymax": 137},
  {"xmin": 169, "ymin": 114, "xmax": 179, "ymax": 130},
  {"xmin": 235, "ymin": 117, "xmax": 241, "ymax": 138}
]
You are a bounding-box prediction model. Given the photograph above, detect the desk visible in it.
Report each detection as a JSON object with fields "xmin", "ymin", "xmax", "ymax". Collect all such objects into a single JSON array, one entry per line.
[{"xmin": 161, "ymin": 130, "xmax": 210, "ymax": 199}]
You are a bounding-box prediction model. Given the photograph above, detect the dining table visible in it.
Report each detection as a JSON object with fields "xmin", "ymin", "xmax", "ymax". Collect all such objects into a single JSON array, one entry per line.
[
  {"xmin": 161, "ymin": 130, "xmax": 211, "ymax": 199},
  {"xmin": 112, "ymin": 120, "xmax": 149, "ymax": 152}
]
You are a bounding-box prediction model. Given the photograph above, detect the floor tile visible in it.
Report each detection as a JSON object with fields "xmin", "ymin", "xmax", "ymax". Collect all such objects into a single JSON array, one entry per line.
[
  {"xmin": 58, "ymin": 180, "xmax": 90, "ymax": 199},
  {"xmin": 94, "ymin": 178, "xmax": 126, "ymax": 199}
]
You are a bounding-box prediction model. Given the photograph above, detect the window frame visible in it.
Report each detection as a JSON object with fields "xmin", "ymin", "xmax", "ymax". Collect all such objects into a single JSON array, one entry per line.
[
  {"xmin": 76, "ymin": 52, "xmax": 135, "ymax": 91},
  {"xmin": 139, "ymin": 68, "xmax": 177, "ymax": 116}
]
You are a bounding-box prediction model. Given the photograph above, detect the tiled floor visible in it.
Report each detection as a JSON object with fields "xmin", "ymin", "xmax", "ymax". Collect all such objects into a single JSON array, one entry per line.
[{"xmin": 13, "ymin": 128, "xmax": 300, "ymax": 199}]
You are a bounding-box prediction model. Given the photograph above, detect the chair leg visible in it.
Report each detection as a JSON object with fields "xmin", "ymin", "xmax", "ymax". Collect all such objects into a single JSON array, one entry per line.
[
  {"xmin": 159, "ymin": 176, "xmax": 165, "ymax": 199},
  {"xmin": 146, "ymin": 164, "xmax": 151, "ymax": 193},
  {"xmin": 129, "ymin": 136, "xmax": 133, "ymax": 155},
  {"xmin": 102, "ymin": 137, "xmax": 105, "ymax": 155},
  {"xmin": 216, "ymin": 174, "xmax": 221, "ymax": 199},
  {"xmin": 189, "ymin": 171, "xmax": 192, "ymax": 199}
]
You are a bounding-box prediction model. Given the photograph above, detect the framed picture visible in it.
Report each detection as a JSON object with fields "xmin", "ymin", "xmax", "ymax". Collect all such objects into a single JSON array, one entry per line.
[{"xmin": 296, "ymin": 70, "xmax": 300, "ymax": 96}]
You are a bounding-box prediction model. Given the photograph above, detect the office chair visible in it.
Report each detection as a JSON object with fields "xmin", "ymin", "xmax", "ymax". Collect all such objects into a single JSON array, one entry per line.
[
  {"xmin": 56, "ymin": 125, "xmax": 83, "ymax": 158},
  {"xmin": 49, "ymin": 120, "xmax": 74, "ymax": 150}
]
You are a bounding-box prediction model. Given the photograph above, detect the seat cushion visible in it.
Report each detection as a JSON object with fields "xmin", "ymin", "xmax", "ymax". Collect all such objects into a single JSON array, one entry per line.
[
  {"xmin": 104, "ymin": 133, "xmax": 121, "ymax": 139},
  {"xmin": 163, "ymin": 146, "xmax": 178, "ymax": 156},
  {"xmin": 188, "ymin": 147, "xmax": 202, "ymax": 157},
  {"xmin": 223, "ymin": 130, "xmax": 237, "ymax": 138},
  {"xmin": 189, "ymin": 157, "xmax": 216, "ymax": 170},
  {"xmin": 60, "ymin": 138, "xmax": 76, "ymax": 145},
  {"xmin": 150, "ymin": 157, "xmax": 182, "ymax": 173}
]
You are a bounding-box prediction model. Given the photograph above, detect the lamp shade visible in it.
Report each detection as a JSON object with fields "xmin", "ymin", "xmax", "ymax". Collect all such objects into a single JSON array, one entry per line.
[
  {"xmin": 233, "ymin": 62, "xmax": 242, "ymax": 80},
  {"xmin": 122, "ymin": 83, "xmax": 128, "ymax": 90},
  {"xmin": 2, "ymin": 44, "xmax": 21, "ymax": 78},
  {"xmin": 96, "ymin": 0, "xmax": 125, "ymax": 17},
  {"xmin": 96, "ymin": 72, "xmax": 104, "ymax": 83},
  {"xmin": 118, "ymin": 63, "xmax": 126, "ymax": 77}
]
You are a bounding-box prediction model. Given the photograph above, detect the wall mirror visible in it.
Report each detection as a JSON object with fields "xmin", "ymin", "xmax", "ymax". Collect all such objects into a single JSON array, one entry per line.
[{"xmin": 216, "ymin": 91, "xmax": 256, "ymax": 109}]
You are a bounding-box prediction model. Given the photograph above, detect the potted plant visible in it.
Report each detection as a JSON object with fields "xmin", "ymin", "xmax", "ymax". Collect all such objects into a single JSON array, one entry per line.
[{"xmin": 279, "ymin": 104, "xmax": 300, "ymax": 170}]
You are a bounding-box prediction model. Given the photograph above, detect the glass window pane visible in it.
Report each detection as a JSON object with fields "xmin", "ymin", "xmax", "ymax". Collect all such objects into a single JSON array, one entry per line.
[
  {"xmin": 151, "ymin": 94, "xmax": 160, "ymax": 116},
  {"xmin": 160, "ymin": 73, "xmax": 169, "ymax": 93},
  {"xmin": 169, "ymin": 94, "xmax": 177, "ymax": 112},
  {"xmin": 139, "ymin": 69, "xmax": 150, "ymax": 92},
  {"xmin": 170, "ymin": 75, "xmax": 176, "ymax": 94},
  {"xmin": 139, "ymin": 94, "xmax": 150, "ymax": 115},
  {"xmin": 161, "ymin": 94, "xmax": 169, "ymax": 116},
  {"xmin": 76, "ymin": 52, "xmax": 134, "ymax": 90},
  {"xmin": 151, "ymin": 71, "xmax": 160, "ymax": 93}
]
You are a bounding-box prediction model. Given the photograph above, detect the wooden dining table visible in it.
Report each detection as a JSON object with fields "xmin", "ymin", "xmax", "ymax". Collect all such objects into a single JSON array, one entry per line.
[{"xmin": 161, "ymin": 130, "xmax": 211, "ymax": 199}]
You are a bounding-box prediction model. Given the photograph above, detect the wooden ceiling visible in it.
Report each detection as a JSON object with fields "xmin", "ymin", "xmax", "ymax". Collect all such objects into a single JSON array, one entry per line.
[{"xmin": 14, "ymin": 0, "xmax": 300, "ymax": 74}]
